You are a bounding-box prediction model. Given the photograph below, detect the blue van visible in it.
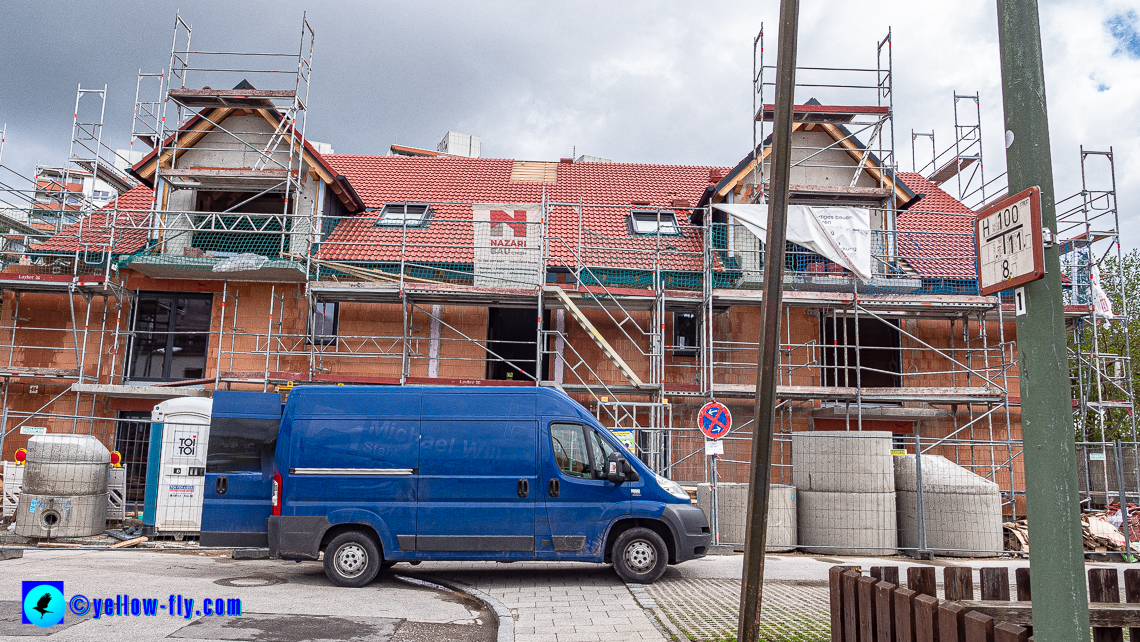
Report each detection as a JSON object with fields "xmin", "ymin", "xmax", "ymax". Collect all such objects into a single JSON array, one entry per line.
[{"xmin": 202, "ymin": 386, "xmax": 710, "ymax": 586}]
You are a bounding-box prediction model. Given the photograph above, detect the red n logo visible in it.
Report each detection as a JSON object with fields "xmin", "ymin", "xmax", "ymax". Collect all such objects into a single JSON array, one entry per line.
[{"xmin": 490, "ymin": 210, "xmax": 528, "ymax": 237}]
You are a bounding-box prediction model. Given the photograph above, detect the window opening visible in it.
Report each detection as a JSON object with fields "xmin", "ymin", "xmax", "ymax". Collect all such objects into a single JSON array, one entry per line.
[
  {"xmin": 309, "ymin": 301, "xmax": 338, "ymax": 346},
  {"xmin": 376, "ymin": 202, "xmax": 431, "ymax": 227},
  {"xmin": 630, "ymin": 210, "xmax": 680, "ymax": 235},
  {"xmin": 192, "ymin": 192, "xmax": 289, "ymax": 259},
  {"xmin": 128, "ymin": 293, "xmax": 212, "ymax": 381},
  {"xmin": 673, "ymin": 311, "xmax": 698, "ymax": 357},
  {"xmin": 821, "ymin": 316, "xmax": 901, "ymax": 388}
]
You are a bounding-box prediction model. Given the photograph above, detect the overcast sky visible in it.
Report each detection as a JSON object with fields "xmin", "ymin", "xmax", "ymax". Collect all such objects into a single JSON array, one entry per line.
[{"xmin": 1, "ymin": 1, "xmax": 1138, "ymax": 246}]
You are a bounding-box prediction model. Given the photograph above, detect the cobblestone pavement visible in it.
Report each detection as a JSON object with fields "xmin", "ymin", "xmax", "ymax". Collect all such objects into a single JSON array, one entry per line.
[{"xmin": 408, "ymin": 561, "xmax": 666, "ymax": 642}]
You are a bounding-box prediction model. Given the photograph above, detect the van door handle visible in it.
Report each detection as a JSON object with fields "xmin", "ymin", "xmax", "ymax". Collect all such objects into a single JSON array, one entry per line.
[
  {"xmin": 215, "ymin": 476, "xmax": 228, "ymax": 495},
  {"xmin": 548, "ymin": 478, "xmax": 560, "ymax": 498},
  {"xmin": 517, "ymin": 479, "xmax": 529, "ymax": 498}
]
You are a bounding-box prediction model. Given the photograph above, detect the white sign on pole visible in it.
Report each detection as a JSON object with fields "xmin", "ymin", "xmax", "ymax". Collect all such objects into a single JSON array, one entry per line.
[
  {"xmin": 1014, "ymin": 287, "xmax": 1027, "ymax": 316},
  {"xmin": 975, "ymin": 187, "xmax": 1045, "ymax": 296},
  {"xmin": 704, "ymin": 439, "xmax": 724, "ymax": 456}
]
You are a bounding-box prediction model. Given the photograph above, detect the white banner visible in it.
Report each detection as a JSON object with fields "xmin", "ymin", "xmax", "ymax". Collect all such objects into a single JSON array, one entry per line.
[
  {"xmin": 473, "ymin": 203, "xmax": 543, "ymax": 288},
  {"xmin": 713, "ymin": 203, "xmax": 873, "ymax": 281}
]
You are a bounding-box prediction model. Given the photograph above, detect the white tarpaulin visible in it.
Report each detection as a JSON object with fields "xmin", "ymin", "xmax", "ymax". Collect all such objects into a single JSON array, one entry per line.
[{"xmin": 712, "ymin": 203, "xmax": 872, "ymax": 281}]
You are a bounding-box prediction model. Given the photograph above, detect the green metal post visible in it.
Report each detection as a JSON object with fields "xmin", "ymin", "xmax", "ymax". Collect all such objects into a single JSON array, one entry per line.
[{"xmin": 996, "ymin": 0, "xmax": 1090, "ymax": 638}]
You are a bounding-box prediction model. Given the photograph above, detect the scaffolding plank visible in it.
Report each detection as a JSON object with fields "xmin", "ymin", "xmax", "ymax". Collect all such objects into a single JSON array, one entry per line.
[
  {"xmin": 0, "ymin": 273, "xmax": 106, "ymax": 293},
  {"xmin": 71, "ymin": 159, "xmax": 137, "ymax": 194},
  {"xmin": 789, "ymin": 184, "xmax": 894, "ymax": 204},
  {"xmin": 712, "ymin": 289, "xmax": 999, "ymax": 314},
  {"xmin": 161, "ymin": 168, "xmax": 292, "ymax": 191},
  {"xmin": 0, "ymin": 367, "xmax": 80, "ymax": 380},
  {"xmin": 70, "ymin": 383, "xmax": 210, "ymax": 398},
  {"xmin": 709, "ymin": 383, "xmax": 1003, "ymax": 403},
  {"xmin": 168, "ymin": 88, "xmax": 298, "ymax": 110},
  {"xmin": 927, "ymin": 155, "xmax": 978, "ymax": 184},
  {"xmin": 756, "ymin": 104, "xmax": 890, "ymax": 123}
]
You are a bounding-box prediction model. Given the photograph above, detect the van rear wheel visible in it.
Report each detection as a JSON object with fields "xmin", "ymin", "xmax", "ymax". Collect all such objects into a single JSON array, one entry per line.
[
  {"xmin": 324, "ymin": 531, "xmax": 381, "ymax": 588},
  {"xmin": 612, "ymin": 527, "xmax": 668, "ymax": 584}
]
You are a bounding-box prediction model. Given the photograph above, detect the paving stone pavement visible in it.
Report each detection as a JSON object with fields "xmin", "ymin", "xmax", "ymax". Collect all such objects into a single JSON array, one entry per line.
[{"xmin": 407, "ymin": 561, "xmax": 667, "ymax": 642}]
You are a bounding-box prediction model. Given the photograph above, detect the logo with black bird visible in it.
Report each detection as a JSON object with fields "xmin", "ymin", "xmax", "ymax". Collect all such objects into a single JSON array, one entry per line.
[
  {"xmin": 21, "ymin": 581, "xmax": 64, "ymax": 627},
  {"xmin": 32, "ymin": 592, "xmax": 52, "ymax": 619}
]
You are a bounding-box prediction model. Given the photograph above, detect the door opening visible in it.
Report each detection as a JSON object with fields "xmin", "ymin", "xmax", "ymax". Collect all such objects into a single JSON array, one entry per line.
[{"xmin": 486, "ymin": 307, "xmax": 547, "ymax": 381}]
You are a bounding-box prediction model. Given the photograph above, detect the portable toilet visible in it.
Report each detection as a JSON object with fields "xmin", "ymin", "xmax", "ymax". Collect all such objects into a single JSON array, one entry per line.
[{"xmin": 143, "ymin": 397, "xmax": 213, "ymax": 536}]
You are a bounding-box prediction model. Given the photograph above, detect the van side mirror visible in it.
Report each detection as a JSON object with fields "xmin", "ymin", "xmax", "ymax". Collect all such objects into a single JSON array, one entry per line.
[{"xmin": 606, "ymin": 451, "xmax": 638, "ymax": 484}]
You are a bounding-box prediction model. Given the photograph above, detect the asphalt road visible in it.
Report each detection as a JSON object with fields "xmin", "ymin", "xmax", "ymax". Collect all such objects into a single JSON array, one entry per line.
[{"xmin": 0, "ymin": 549, "xmax": 495, "ymax": 642}]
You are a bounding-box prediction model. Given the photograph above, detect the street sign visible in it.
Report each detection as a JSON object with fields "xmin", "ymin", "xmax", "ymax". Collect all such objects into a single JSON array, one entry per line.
[
  {"xmin": 975, "ymin": 186, "xmax": 1045, "ymax": 296},
  {"xmin": 698, "ymin": 401, "xmax": 732, "ymax": 440}
]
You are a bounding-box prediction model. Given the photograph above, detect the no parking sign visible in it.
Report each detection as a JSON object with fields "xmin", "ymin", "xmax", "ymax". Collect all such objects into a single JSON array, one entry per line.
[{"xmin": 698, "ymin": 401, "xmax": 732, "ymax": 440}]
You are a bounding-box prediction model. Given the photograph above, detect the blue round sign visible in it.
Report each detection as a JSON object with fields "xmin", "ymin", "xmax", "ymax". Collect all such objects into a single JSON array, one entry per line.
[{"xmin": 698, "ymin": 401, "xmax": 732, "ymax": 440}]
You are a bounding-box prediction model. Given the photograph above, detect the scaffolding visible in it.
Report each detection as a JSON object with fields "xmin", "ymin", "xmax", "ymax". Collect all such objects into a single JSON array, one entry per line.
[
  {"xmin": 122, "ymin": 12, "xmax": 317, "ymax": 281},
  {"xmin": 1057, "ymin": 149, "xmax": 1137, "ymax": 509},
  {"xmin": 914, "ymin": 91, "xmax": 1008, "ymax": 210}
]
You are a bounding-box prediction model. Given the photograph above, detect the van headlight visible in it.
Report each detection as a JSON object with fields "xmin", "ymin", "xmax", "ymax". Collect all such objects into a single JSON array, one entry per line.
[{"xmin": 656, "ymin": 474, "xmax": 690, "ymax": 501}]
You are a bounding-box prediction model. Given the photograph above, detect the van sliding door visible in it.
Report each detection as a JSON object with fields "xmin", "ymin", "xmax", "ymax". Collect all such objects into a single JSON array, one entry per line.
[{"xmin": 415, "ymin": 393, "xmax": 537, "ymax": 557}]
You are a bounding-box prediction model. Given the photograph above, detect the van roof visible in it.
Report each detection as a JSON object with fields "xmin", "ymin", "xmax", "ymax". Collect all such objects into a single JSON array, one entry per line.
[{"xmin": 285, "ymin": 385, "xmax": 593, "ymax": 421}]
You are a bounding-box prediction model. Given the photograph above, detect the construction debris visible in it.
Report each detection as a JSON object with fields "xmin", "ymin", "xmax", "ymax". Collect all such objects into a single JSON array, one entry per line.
[
  {"xmin": 1005, "ymin": 510, "xmax": 1140, "ymax": 554},
  {"xmin": 108, "ymin": 536, "xmax": 147, "ymax": 549}
]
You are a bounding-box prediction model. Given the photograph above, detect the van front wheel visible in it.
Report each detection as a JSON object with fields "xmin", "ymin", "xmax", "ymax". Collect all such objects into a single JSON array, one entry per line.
[
  {"xmin": 612, "ymin": 527, "xmax": 668, "ymax": 584},
  {"xmin": 324, "ymin": 531, "xmax": 381, "ymax": 588}
]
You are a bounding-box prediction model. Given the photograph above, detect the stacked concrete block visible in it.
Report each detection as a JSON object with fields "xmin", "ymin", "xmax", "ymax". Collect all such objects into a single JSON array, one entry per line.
[
  {"xmin": 695, "ymin": 482, "xmax": 796, "ymax": 551},
  {"xmin": 792, "ymin": 430, "xmax": 897, "ymax": 555},
  {"xmin": 894, "ymin": 454, "xmax": 1003, "ymax": 557}
]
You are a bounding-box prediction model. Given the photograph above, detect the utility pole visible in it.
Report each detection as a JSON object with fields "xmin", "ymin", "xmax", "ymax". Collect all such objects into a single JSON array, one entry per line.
[
  {"xmin": 996, "ymin": 1, "xmax": 1090, "ymax": 639},
  {"xmin": 737, "ymin": 0, "xmax": 798, "ymax": 639}
]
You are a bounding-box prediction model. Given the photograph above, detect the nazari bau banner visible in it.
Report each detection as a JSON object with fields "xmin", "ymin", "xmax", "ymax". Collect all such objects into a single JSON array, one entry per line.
[{"xmin": 472, "ymin": 203, "xmax": 543, "ymax": 288}]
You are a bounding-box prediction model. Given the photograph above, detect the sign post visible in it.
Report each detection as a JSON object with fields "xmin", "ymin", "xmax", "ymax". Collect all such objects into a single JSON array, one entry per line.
[
  {"xmin": 996, "ymin": 0, "xmax": 1090, "ymax": 637},
  {"xmin": 699, "ymin": 401, "xmax": 732, "ymax": 547}
]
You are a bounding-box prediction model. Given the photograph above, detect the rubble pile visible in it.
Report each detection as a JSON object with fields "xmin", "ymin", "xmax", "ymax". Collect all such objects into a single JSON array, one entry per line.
[{"xmin": 1004, "ymin": 505, "xmax": 1140, "ymax": 554}]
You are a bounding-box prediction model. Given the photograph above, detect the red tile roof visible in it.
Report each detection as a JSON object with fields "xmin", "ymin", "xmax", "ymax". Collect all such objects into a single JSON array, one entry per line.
[
  {"xmin": 30, "ymin": 185, "xmax": 154, "ymax": 254},
  {"xmin": 29, "ymin": 161, "xmax": 984, "ymax": 285},
  {"xmin": 319, "ymin": 155, "xmax": 724, "ymax": 271},
  {"xmin": 895, "ymin": 173, "xmax": 977, "ymax": 279}
]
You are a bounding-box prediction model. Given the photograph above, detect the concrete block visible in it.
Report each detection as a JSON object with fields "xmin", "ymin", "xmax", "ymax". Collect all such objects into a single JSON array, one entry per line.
[
  {"xmin": 695, "ymin": 482, "xmax": 796, "ymax": 550},
  {"xmin": 797, "ymin": 489, "xmax": 897, "ymax": 555},
  {"xmin": 894, "ymin": 455, "xmax": 1003, "ymax": 557},
  {"xmin": 0, "ymin": 548, "xmax": 23, "ymax": 560},
  {"xmin": 792, "ymin": 430, "xmax": 895, "ymax": 493}
]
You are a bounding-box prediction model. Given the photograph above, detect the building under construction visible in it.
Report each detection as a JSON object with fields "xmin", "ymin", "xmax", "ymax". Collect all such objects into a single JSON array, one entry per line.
[{"xmin": 0, "ymin": 16, "xmax": 1132, "ymax": 540}]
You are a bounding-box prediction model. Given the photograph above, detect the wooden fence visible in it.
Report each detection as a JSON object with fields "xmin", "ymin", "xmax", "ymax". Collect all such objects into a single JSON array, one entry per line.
[{"xmin": 829, "ymin": 564, "xmax": 1140, "ymax": 641}]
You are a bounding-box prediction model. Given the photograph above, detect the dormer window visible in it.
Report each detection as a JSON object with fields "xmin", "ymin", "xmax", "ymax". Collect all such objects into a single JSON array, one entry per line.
[
  {"xmin": 376, "ymin": 202, "xmax": 431, "ymax": 227},
  {"xmin": 630, "ymin": 210, "xmax": 680, "ymax": 236}
]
